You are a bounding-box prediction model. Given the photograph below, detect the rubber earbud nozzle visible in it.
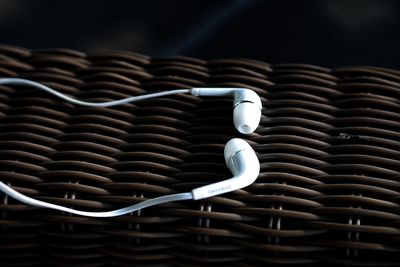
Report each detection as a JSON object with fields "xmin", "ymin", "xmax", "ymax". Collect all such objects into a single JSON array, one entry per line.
[{"xmin": 233, "ymin": 102, "xmax": 261, "ymax": 134}]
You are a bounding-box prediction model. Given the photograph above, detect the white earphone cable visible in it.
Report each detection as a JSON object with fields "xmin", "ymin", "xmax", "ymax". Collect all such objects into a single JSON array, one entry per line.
[
  {"xmin": 0, "ymin": 78, "xmax": 262, "ymax": 216},
  {"xmin": 0, "ymin": 78, "xmax": 191, "ymax": 107},
  {"xmin": 0, "ymin": 77, "xmax": 194, "ymax": 217},
  {"xmin": 0, "ymin": 181, "xmax": 193, "ymax": 217}
]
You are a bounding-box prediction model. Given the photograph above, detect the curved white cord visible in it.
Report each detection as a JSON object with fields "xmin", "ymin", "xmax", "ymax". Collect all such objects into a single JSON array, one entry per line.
[
  {"xmin": 0, "ymin": 181, "xmax": 193, "ymax": 217},
  {"xmin": 0, "ymin": 77, "xmax": 195, "ymax": 217},
  {"xmin": 0, "ymin": 78, "xmax": 190, "ymax": 107}
]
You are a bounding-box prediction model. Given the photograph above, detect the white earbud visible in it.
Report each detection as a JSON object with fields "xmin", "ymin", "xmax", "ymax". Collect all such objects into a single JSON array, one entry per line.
[
  {"xmin": 0, "ymin": 79, "xmax": 262, "ymax": 134},
  {"xmin": 191, "ymin": 138, "xmax": 260, "ymax": 200},
  {"xmin": 0, "ymin": 138, "xmax": 260, "ymax": 216},
  {"xmin": 191, "ymin": 88, "xmax": 262, "ymax": 134}
]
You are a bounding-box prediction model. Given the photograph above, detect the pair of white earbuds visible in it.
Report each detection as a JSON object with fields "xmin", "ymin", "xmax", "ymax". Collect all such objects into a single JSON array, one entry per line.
[{"xmin": 0, "ymin": 78, "xmax": 262, "ymax": 217}]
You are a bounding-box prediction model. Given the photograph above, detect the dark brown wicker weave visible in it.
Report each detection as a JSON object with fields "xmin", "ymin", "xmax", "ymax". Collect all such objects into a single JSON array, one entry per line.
[{"xmin": 0, "ymin": 45, "xmax": 400, "ymax": 266}]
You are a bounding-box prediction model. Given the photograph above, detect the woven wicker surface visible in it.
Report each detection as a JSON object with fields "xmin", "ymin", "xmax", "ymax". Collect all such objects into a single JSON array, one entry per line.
[{"xmin": 0, "ymin": 45, "xmax": 400, "ymax": 266}]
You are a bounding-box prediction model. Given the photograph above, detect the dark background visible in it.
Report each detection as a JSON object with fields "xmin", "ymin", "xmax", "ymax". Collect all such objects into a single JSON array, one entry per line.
[{"xmin": 1, "ymin": 0, "xmax": 399, "ymax": 68}]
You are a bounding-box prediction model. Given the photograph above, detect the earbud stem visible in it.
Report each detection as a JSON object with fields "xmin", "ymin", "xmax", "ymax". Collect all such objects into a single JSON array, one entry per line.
[
  {"xmin": 191, "ymin": 149, "xmax": 260, "ymax": 200},
  {"xmin": 191, "ymin": 88, "xmax": 238, "ymax": 97}
]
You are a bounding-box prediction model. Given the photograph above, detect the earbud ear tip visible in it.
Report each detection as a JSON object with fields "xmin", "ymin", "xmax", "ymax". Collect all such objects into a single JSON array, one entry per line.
[
  {"xmin": 233, "ymin": 103, "xmax": 261, "ymax": 134},
  {"xmin": 224, "ymin": 138, "xmax": 252, "ymax": 165}
]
